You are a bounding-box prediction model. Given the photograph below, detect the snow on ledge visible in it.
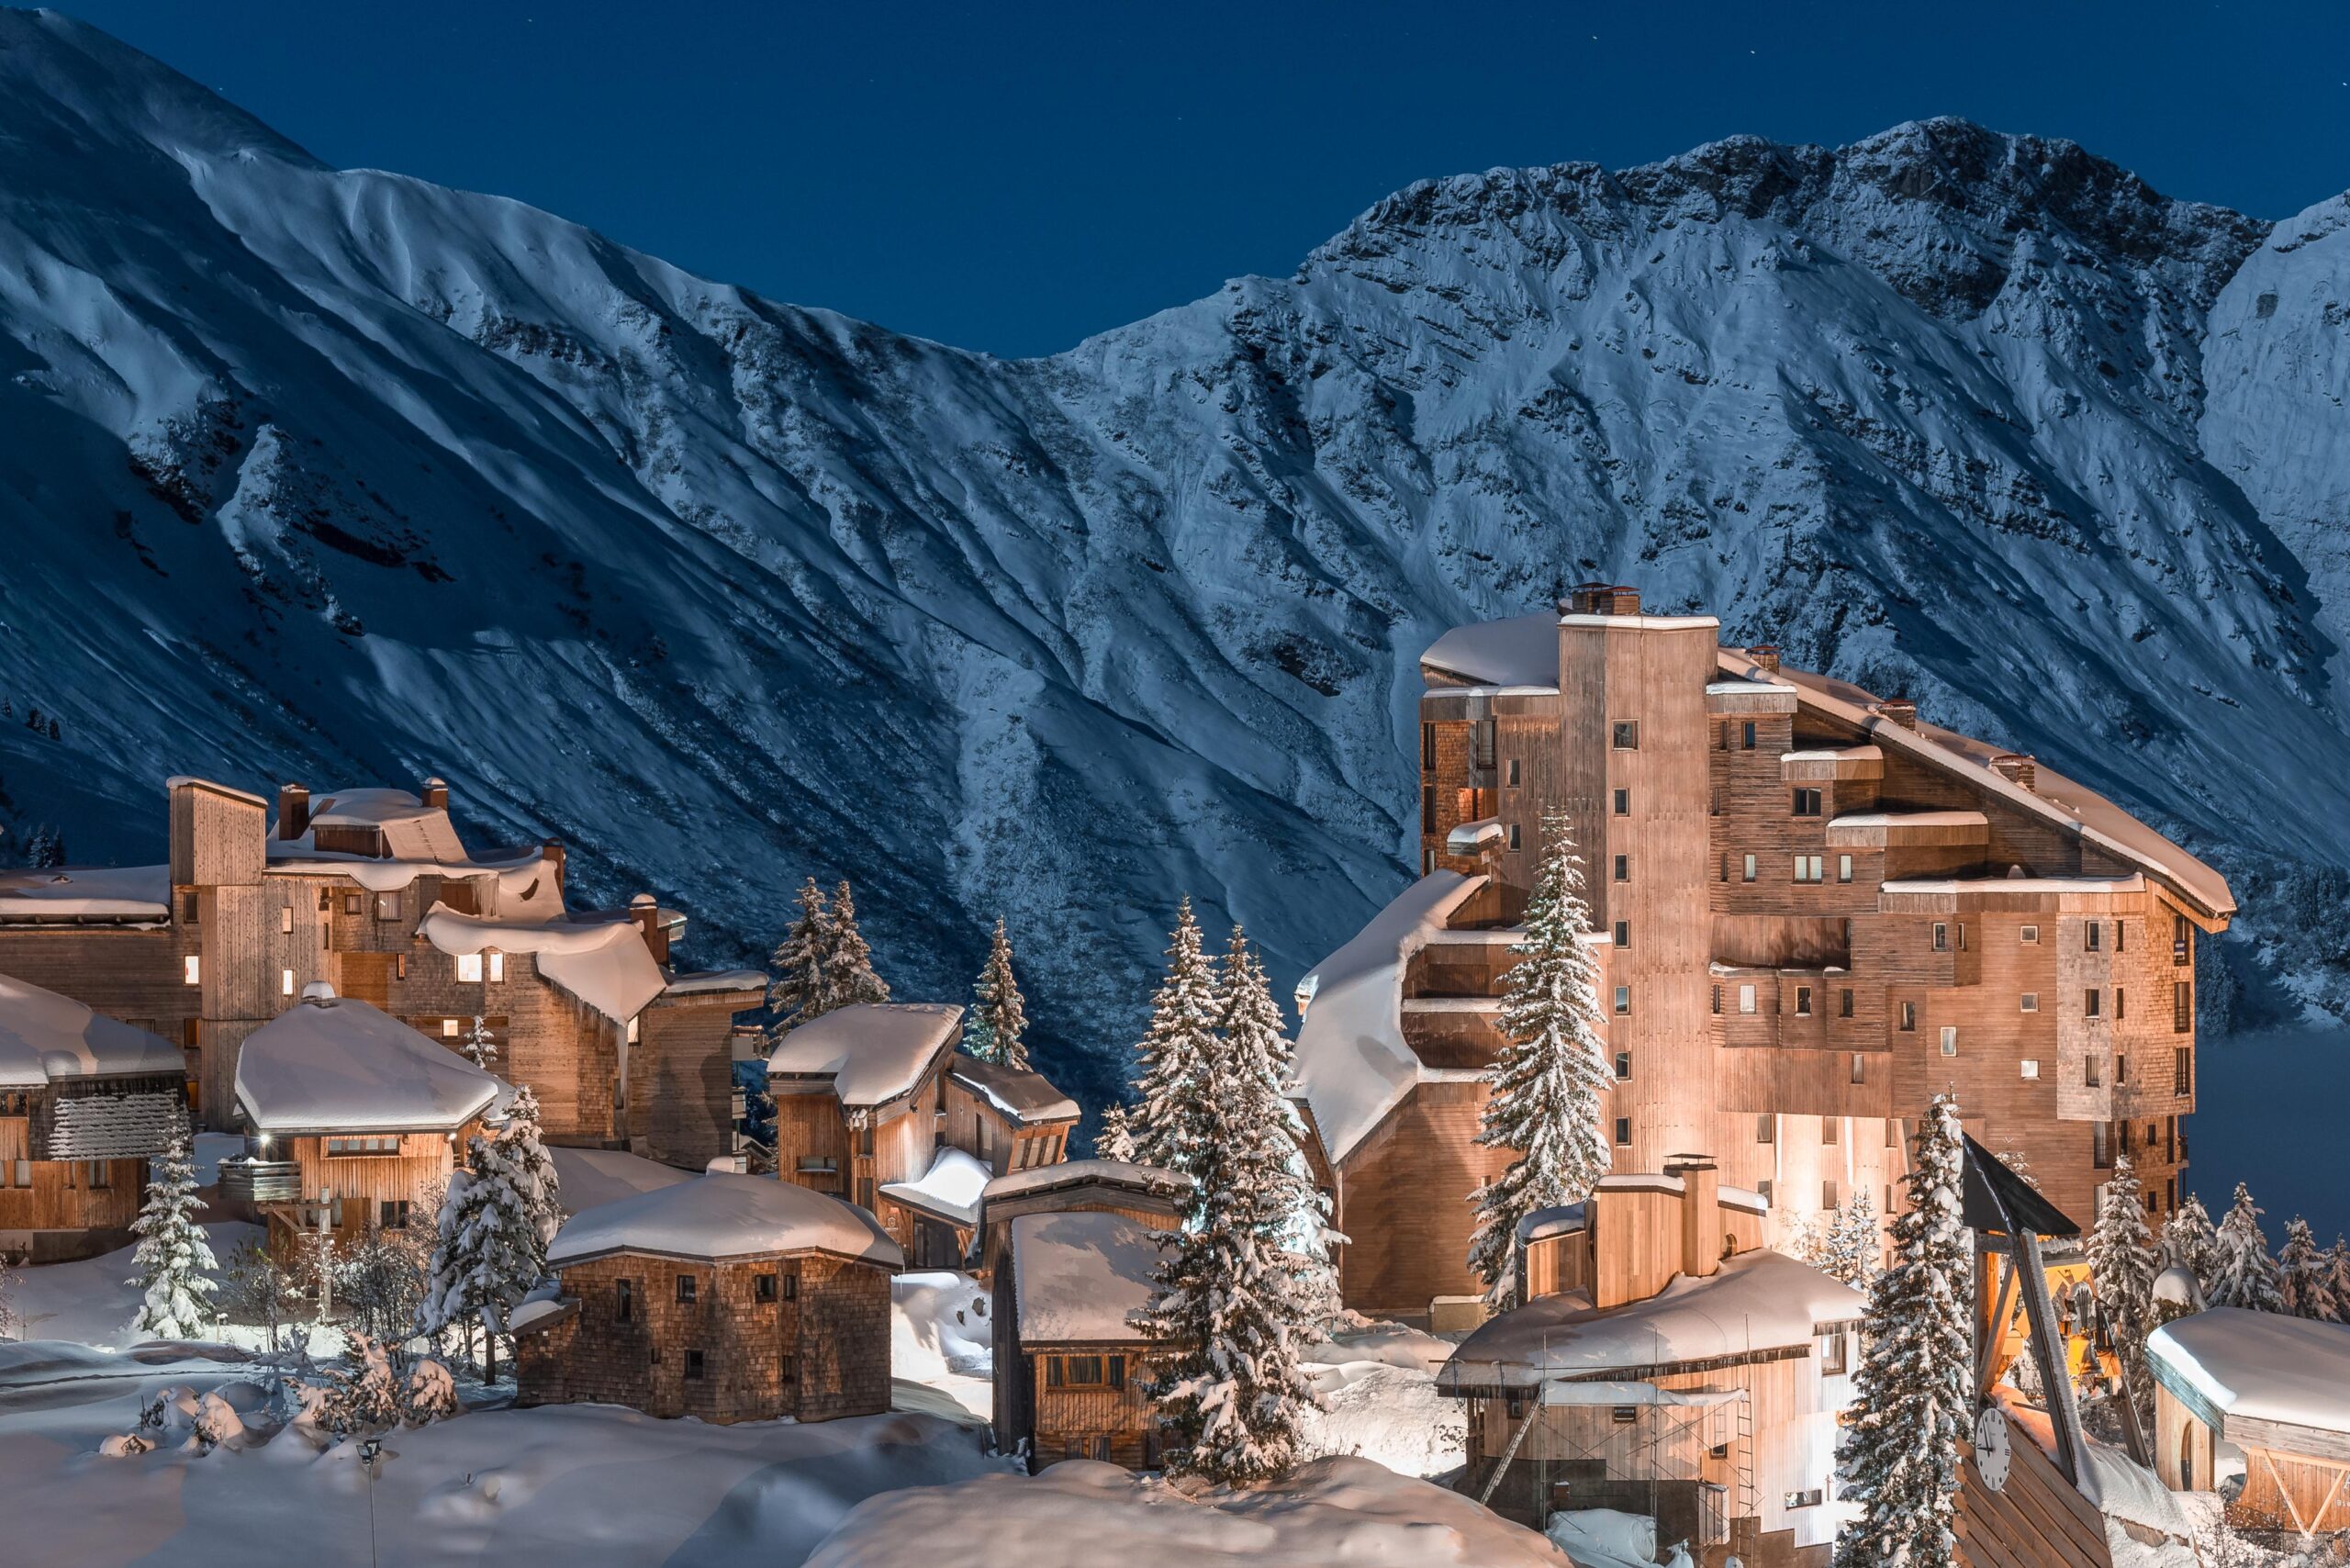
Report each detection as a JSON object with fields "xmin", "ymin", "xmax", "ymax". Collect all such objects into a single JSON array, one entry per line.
[
  {"xmin": 2147, "ymin": 1307, "xmax": 2350, "ymax": 1437},
  {"xmin": 0, "ymin": 864, "xmax": 170, "ymax": 922},
  {"xmin": 419, "ymin": 907, "xmax": 666, "ymax": 1025},
  {"xmin": 1446, "ymin": 817, "xmax": 1505, "ymax": 855}
]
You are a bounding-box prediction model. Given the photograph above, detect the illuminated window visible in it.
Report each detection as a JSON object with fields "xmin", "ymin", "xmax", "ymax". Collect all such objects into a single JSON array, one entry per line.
[
  {"xmin": 183, "ymin": 956, "xmax": 200, "ymax": 987},
  {"xmin": 2020, "ymin": 1059, "xmax": 2041, "ymax": 1079},
  {"xmin": 457, "ymin": 952, "xmax": 484, "ymax": 983},
  {"xmin": 1940, "ymin": 1025, "xmax": 1958, "ymax": 1057},
  {"xmin": 1837, "ymin": 855, "xmax": 1852, "ymax": 884},
  {"xmin": 489, "ymin": 951, "xmax": 505, "ymax": 981},
  {"xmin": 1739, "ymin": 984, "xmax": 1757, "ymax": 1014},
  {"xmin": 280, "ymin": 969, "xmax": 294, "ymax": 997},
  {"xmin": 1795, "ymin": 855, "xmax": 1824, "ymax": 883},
  {"xmin": 442, "ymin": 1019, "xmax": 459, "ymax": 1037}
]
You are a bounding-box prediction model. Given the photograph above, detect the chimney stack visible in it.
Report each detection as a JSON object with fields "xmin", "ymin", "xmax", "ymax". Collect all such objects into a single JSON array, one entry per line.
[
  {"xmin": 1990, "ymin": 753, "xmax": 2037, "ymax": 792},
  {"xmin": 1877, "ymin": 699, "xmax": 1919, "ymax": 731},
  {"xmin": 1750, "ymin": 644, "xmax": 1782, "ymax": 676},
  {"xmin": 1563, "ymin": 581, "xmax": 1641, "ymax": 616},
  {"xmin": 420, "ymin": 777, "xmax": 449, "ymax": 811},
  {"xmin": 629, "ymin": 892, "xmax": 669, "ymax": 965},
  {"xmin": 1664, "ymin": 1154, "xmax": 1723, "ymax": 1280},
  {"xmin": 277, "ymin": 783, "xmax": 310, "ymax": 841},
  {"xmin": 541, "ymin": 838, "xmax": 566, "ymax": 896}
]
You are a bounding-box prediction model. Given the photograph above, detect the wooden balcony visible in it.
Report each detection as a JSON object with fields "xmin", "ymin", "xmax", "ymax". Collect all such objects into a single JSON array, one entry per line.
[
  {"xmin": 1400, "ymin": 1000, "xmax": 1507, "ymax": 1069},
  {"xmin": 218, "ymin": 1157, "xmax": 305, "ymax": 1206}
]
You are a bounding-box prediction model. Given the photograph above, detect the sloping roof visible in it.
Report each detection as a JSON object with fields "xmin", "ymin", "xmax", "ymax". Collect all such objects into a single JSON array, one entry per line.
[
  {"xmin": 880, "ymin": 1146, "xmax": 994, "ymax": 1227},
  {"xmin": 981, "ymin": 1158, "xmax": 1190, "ymax": 1205},
  {"xmin": 547, "ymin": 1171, "xmax": 902, "ymax": 1268},
  {"xmin": 1963, "ymin": 1135, "xmax": 2080, "ymax": 1238},
  {"xmin": 418, "ymin": 907, "xmax": 666, "ymax": 1024},
  {"xmin": 2147, "ymin": 1308, "xmax": 2350, "ymax": 1438},
  {"xmin": 1011, "ymin": 1209, "xmax": 1162, "ymax": 1344},
  {"xmin": 1418, "ymin": 612, "xmax": 1560, "ymax": 689},
  {"xmin": 1290, "ymin": 871, "xmax": 1486, "ymax": 1165},
  {"xmin": 948, "ymin": 1052, "xmax": 1079, "ymax": 1125},
  {"xmin": 766, "ymin": 1002, "xmax": 962, "ymax": 1108},
  {"xmin": 0, "ymin": 972, "xmax": 185, "ymax": 1087},
  {"xmin": 234, "ymin": 993, "xmax": 505, "ymax": 1133},
  {"xmin": 0, "ymin": 865, "xmax": 170, "ymax": 924},
  {"xmin": 549, "ymin": 1146, "xmax": 695, "ymax": 1216},
  {"xmin": 1438, "ymin": 1249, "xmax": 1867, "ymax": 1391}
]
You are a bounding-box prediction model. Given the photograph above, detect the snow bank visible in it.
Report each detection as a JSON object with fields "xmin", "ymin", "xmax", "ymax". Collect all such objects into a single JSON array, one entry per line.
[
  {"xmin": 2147, "ymin": 1306, "xmax": 2350, "ymax": 1436},
  {"xmin": 234, "ymin": 994, "xmax": 504, "ymax": 1132},
  {"xmin": 11, "ymin": 1222, "xmax": 261, "ymax": 1346},
  {"xmin": 767, "ymin": 1003, "xmax": 962, "ymax": 1107},
  {"xmin": 548, "ymin": 1171, "xmax": 903, "ymax": 1268},
  {"xmin": 1291, "ymin": 871, "xmax": 1483, "ymax": 1165},
  {"xmin": 1546, "ymin": 1508, "xmax": 1661, "ymax": 1568},
  {"xmin": 890, "ymin": 1270, "xmax": 993, "ymax": 1419},
  {"xmin": 548, "ymin": 1146, "xmax": 694, "ymax": 1215},
  {"xmin": 807, "ymin": 1455, "xmax": 1574, "ymax": 1566},
  {"xmin": 418, "ymin": 907, "xmax": 666, "ymax": 1025},
  {"xmin": 0, "ymin": 971, "xmax": 184, "ymax": 1084},
  {"xmin": 1010, "ymin": 1210, "xmax": 1160, "ymax": 1342}
]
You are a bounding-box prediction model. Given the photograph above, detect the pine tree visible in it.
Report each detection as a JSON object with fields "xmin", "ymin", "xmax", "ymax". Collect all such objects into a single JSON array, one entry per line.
[
  {"xmin": 962, "ymin": 916, "xmax": 1031, "ymax": 1070},
  {"xmin": 458, "ymin": 1014, "xmax": 497, "ymax": 1070},
  {"xmin": 2161, "ymin": 1193, "xmax": 2220, "ymax": 1293},
  {"xmin": 1835, "ymin": 1093, "xmax": 1972, "ymax": 1568},
  {"xmin": 766, "ymin": 878, "xmax": 836, "ymax": 1044},
  {"xmin": 2328, "ymin": 1238, "xmax": 2350, "ymax": 1325},
  {"xmin": 416, "ymin": 1092, "xmax": 558, "ymax": 1383},
  {"xmin": 1817, "ymin": 1189, "xmax": 1883, "ymax": 1291},
  {"xmin": 2087, "ymin": 1156, "xmax": 2159, "ymax": 1421},
  {"xmin": 24, "ymin": 826, "xmax": 63, "ymax": 869},
  {"xmin": 1465, "ymin": 807, "xmax": 1613, "ymax": 1307},
  {"xmin": 2208, "ymin": 1183, "xmax": 2284, "ymax": 1313},
  {"xmin": 825, "ymin": 880, "xmax": 890, "ymax": 1008},
  {"xmin": 1096, "ymin": 1102, "xmax": 1138, "ymax": 1164},
  {"xmin": 129, "ymin": 1130, "xmax": 218, "ymax": 1340},
  {"xmin": 2277, "ymin": 1217, "xmax": 2339, "ymax": 1321},
  {"xmin": 1129, "ymin": 898, "xmax": 1221, "ymax": 1182},
  {"xmin": 1139, "ymin": 928, "xmax": 1323, "ymax": 1484}
]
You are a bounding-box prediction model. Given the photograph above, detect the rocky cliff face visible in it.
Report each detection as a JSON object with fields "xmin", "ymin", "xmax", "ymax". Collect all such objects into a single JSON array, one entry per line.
[{"xmin": 1, "ymin": 11, "xmax": 2344, "ymax": 1102}]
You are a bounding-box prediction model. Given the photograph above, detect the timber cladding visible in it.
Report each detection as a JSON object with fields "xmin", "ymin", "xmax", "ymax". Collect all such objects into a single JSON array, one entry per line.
[
  {"xmin": 516, "ymin": 1249, "xmax": 891, "ymax": 1423},
  {"xmin": 1026, "ymin": 1344, "xmax": 1163, "ymax": 1468},
  {"xmin": 1337, "ymin": 1079, "xmax": 1509, "ymax": 1316}
]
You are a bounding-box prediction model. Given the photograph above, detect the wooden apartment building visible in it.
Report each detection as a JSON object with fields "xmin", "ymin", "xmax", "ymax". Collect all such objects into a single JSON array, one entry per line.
[
  {"xmin": 1294, "ymin": 585, "xmax": 2234, "ymax": 1318},
  {"xmin": 0, "ymin": 776, "xmax": 764, "ymax": 1168},
  {"xmin": 0, "ymin": 972, "xmax": 190, "ymax": 1260}
]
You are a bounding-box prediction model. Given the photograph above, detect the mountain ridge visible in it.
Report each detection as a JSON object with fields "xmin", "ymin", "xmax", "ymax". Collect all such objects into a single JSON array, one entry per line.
[{"xmin": 3, "ymin": 7, "xmax": 2347, "ymax": 1112}]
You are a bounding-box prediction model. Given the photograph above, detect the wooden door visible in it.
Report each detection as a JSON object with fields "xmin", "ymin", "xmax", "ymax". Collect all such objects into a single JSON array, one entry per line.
[{"xmin": 340, "ymin": 953, "xmax": 395, "ymax": 1008}]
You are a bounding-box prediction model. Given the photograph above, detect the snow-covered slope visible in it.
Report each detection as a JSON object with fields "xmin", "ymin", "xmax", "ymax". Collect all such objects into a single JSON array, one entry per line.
[{"xmin": 3, "ymin": 11, "xmax": 2348, "ymax": 1108}]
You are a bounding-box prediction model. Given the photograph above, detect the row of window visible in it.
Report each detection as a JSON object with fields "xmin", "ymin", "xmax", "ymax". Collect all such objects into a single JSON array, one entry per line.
[
  {"xmin": 1713, "ymin": 982, "xmax": 1855, "ymax": 1018},
  {"xmin": 613, "ymin": 1271, "xmax": 800, "ymax": 1321},
  {"xmin": 182, "ymin": 946, "xmax": 510, "ymax": 990},
  {"xmin": 1043, "ymin": 1352, "xmax": 1130, "ymax": 1391}
]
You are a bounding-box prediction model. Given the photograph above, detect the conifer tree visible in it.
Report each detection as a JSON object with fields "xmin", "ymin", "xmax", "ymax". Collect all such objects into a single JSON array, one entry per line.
[
  {"xmin": 129, "ymin": 1130, "xmax": 218, "ymax": 1340},
  {"xmin": 2329, "ymin": 1238, "xmax": 2350, "ymax": 1325},
  {"xmin": 1129, "ymin": 898, "xmax": 1221, "ymax": 1183},
  {"xmin": 962, "ymin": 915, "xmax": 1030, "ymax": 1070},
  {"xmin": 2161, "ymin": 1193, "xmax": 2220, "ymax": 1294},
  {"xmin": 1835, "ymin": 1093, "xmax": 1972, "ymax": 1568},
  {"xmin": 1139, "ymin": 928, "xmax": 1322, "ymax": 1484},
  {"xmin": 766, "ymin": 878, "xmax": 835, "ymax": 1044},
  {"xmin": 2087, "ymin": 1156, "xmax": 2159, "ymax": 1418},
  {"xmin": 1096, "ymin": 1102, "xmax": 1138, "ymax": 1164},
  {"xmin": 2209, "ymin": 1183, "xmax": 2284, "ymax": 1313},
  {"xmin": 825, "ymin": 880, "xmax": 890, "ymax": 1009},
  {"xmin": 1817, "ymin": 1189, "xmax": 1882, "ymax": 1291},
  {"xmin": 1466, "ymin": 807, "xmax": 1612, "ymax": 1307},
  {"xmin": 417, "ymin": 1091, "xmax": 559, "ymax": 1383},
  {"xmin": 2277, "ymin": 1217, "xmax": 2339, "ymax": 1321},
  {"xmin": 458, "ymin": 1014, "xmax": 497, "ymax": 1070}
]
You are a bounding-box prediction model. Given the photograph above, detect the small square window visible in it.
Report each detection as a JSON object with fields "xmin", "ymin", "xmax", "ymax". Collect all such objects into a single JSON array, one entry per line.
[
  {"xmin": 442, "ymin": 1018, "xmax": 460, "ymax": 1037},
  {"xmin": 684, "ymin": 1349, "xmax": 706, "ymax": 1381},
  {"xmin": 343, "ymin": 892, "xmax": 362, "ymax": 915},
  {"xmin": 1613, "ymin": 1116, "xmax": 1631, "ymax": 1147},
  {"xmin": 1611, "ymin": 721, "xmax": 1639, "ymax": 750},
  {"xmin": 1940, "ymin": 1025, "xmax": 1958, "ymax": 1057},
  {"xmin": 2020, "ymin": 924, "xmax": 2040, "ymax": 944},
  {"xmin": 2020, "ymin": 1059, "xmax": 2041, "ymax": 1079},
  {"xmin": 1612, "ymin": 788, "xmax": 1630, "ymax": 816},
  {"xmin": 1739, "ymin": 984, "xmax": 1757, "ymax": 1014},
  {"xmin": 1613, "ymin": 985, "xmax": 1631, "ymax": 1016},
  {"xmin": 376, "ymin": 892, "xmax": 401, "ymax": 921},
  {"xmin": 1614, "ymin": 1051, "xmax": 1631, "ymax": 1080},
  {"xmin": 677, "ymin": 1275, "xmax": 698, "ymax": 1305},
  {"xmin": 1792, "ymin": 789, "xmax": 1822, "ymax": 818},
  {"xmin": 2020, "ymin": 993, "xmax": 2039, "ymax": 1013}
]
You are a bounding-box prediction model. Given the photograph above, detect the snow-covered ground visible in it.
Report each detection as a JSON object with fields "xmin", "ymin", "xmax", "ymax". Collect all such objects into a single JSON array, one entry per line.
[
  {"xmin": 1297, "ymin": 1318, "xmax": 1465, "ymax": 1478},
  {"xmin": 889, "ymin": 1270, "xmax": 994, "ymax": 1421},
  {"xmin": 6, "ymin": 1221, "xmax": 323, "ymax": 1351},
  {"xmin": 806, "ymin": 1454, "xmax": 1572, "ymax": 1566}
]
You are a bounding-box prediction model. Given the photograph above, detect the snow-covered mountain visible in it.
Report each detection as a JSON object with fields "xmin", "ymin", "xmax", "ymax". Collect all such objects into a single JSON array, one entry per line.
[{"xmin": 3, "ymin": 10, "xmax": 2346, "ymax": 1104}]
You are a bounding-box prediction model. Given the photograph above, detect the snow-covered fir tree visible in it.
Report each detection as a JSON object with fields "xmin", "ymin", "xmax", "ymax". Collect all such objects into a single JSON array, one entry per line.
[
  {"xmin": 1129, "ymin": 897, "xmax": 1220, "ymax": 1182},
  {"xmin": 825, "ymin": 880, "xmax": 890, "ymax": 1009},
  {"xmin": 458, "ymin": 1014, "xmax": 497, "ymax": 1070},
  {"xmin": 2161, "ymin": 1194, "xmax": 2220, "ymax": 1294},
  {"xmin": 417, "ymin": 1092, "xmax": 559, "ymax": 1383},
  {"xmin": 1138, "ymin": 928, "xmax": 1322, "ymax": 1484},
  {"xmin": 1465, "ymin": 807, "xmax": 1612, "ymax": 1307},
  {"xmin": 1817, "ymin": 1189, "xmax": 1882, "ymax": 1291},
  {"xmin": 2330, "ymin": 1238, "xmax": 2350, "ymax": 1324},
  {"xmin": 24, "ymin": 825, "xmax": 63, "ymax": 868},
  {"xmin": 1096, "ymin": 1102, "xmax": 1137, "ymax": 1164},
  {"xmin": 2277, "ymin": 1217, "xmax": 2339, "ymax": 1321},
  {"xmin": 2208, "ymin": 1183, "xmax": 2284, "ymax": 1313},
  {"xmin": 2086, "ymin": 1156, "xmax": 2159, "ymax": 1419},
  {"xmin": 129, "ymin": 1129, "xmax": 218, "ymax": 1340},
  {"xmin": 1836, "ymin": 1093, "xmax": 1972, "ymax": 1568},
  {"xmin": 962, "ymin": 915, "xmax": 1030, "ymax": 1070},
  {"xmin": 766, "ymin": 877, "xmax": 836, "ymax": 1044}
]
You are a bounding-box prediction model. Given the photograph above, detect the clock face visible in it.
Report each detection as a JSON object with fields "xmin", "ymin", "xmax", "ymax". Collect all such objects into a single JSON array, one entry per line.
[{"xmin": 1974, "ymin": 1407, "xmax": 2012, "ymax": 1493}]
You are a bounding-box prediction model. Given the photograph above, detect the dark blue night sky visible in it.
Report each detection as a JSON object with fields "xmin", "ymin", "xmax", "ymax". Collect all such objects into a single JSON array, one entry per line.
[{"xmin": 53, "ymin": 0, "xmax": 2350, "ymax": 357}]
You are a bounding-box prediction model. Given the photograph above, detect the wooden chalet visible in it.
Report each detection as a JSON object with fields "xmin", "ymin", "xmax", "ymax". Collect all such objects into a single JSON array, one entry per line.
[
  {"xmin": 0, "ymin": 776, "xmax": 764, "ymax": 1167},
  {"xmin": 515, "ymin": 1171, "xmax": 901, "ymax": 1423},
  {"xmin": 767, "ymin": 1002, "xmax": 1077, "ymax": 1260},
  {"xmin": 0, "ymin": 972, "xmax": 189, "ymax": 1260},
  {"xmin": 2148, "ymin": 1308, "xmax": 2350, "ymax": 1540},
  {"xmin": 220, "ymin": 983, "xmax": 506, "ymax": 1256},
  {"xmin": 1294, "ymin": 583, "xmax": 2235, "ymax": 1318},
  {"xmin": 982, "ymin": 1159, "xmax": 1191, "ymax": 1470},
  {"xmin": 1441, "ymin": 1157, "xmax": 1863, "ymax": 1562}
]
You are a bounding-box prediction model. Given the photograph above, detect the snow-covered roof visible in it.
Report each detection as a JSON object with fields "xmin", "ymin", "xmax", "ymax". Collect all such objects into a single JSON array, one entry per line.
[
  {"xmin": 2146, "ymin": 1307, "xmax": 2350, "ymax": 1438},
  {"xmin": 660, "ymin": 968, "xmax": 768, "ymax": 998},
  {"xmin": 549, "ymin": 1146, "xmax": 695, "ymax": 1216},
  {"xmin": 1438, "ymin": 1249, "xmax": 1866, "ymax": 1391},
  {"xmin": 419, "ymin": 907, "xmax": 666, "ymax": 1025},
  {"xmin": 304, "ymin": 787, "xmax": 470, "ymax": 861},
  {"xmin": 879, "ymin": 1146, "xmax": 994, "ymax": 1227},
  {"xmin": 1010, "ymin": 1209, "xmax": 1162, "ymax": 1344},
  {"xmin": 1418, "ymin": 612, "xmax": 1560, "ymax": 689},
  {"xmin": 1290, "ymin": 871, "xmax": 1487, "ymax": 1165},
  {"xmin": 766, "ymin": 1003, "xmax": 962, "ymax": 1107},
  {"xmin": 1445, "ymin": 817, "xmax": 1505, "ymax": 855},
  {"xmin": 0, "ymin": 865, "xmax": 170, "ymax": 924},
  {"xmin": 1517, "ymin": 1203, "xmax": 1587, "ymax": 1245},
  {"xmin": 981, "ymin": 1158, "xmax": 1190, "ymax": 1205},
  {"xmin": 0, "ymin": 972, "xmax": 184, "ymax": 1087},
  {"xmin": 233, "ymin": 992, "xmax": 506, "ymax": 1133},
  {"xmin": 548, "ymin": 1171, "xmax": 902, "ymax": 1268},
  {"xmin": 948, "ymin": 1052, "xmax": 1079, "ymax": 1125},
  {"xmin": 1782, "ymin": 746, "xmax": 1883, "ymax": 763},
  {"xmin": 1827, "ymin": 810, "xmax": 1988, "ymax": 829}
]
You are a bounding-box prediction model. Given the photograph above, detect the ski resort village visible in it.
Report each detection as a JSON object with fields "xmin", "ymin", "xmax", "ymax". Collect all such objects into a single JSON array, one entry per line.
[{"xmin": 0, "ymin": 590, "xmax": 2342, "ymax": 1568}]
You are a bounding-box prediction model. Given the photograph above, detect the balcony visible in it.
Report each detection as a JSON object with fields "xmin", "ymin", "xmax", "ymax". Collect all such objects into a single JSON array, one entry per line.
[
  {"xmin": 218, "ymin": 1157, "xmax": 305, "ymax": 1206},
  {"xmin": 1400, "ymin": 999, "xmax": 1506, "ymax": 1069}
]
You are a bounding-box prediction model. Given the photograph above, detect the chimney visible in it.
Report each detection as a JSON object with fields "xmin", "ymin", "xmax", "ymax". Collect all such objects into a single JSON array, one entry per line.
[
  {"xmin": 1877, "ymin": 698, "xmax": 1919, "ymax": 731},
  {"xmin": 1750, "ymin": 644, "xmax": 1782, "ymax": 676},
  {"xmin": 541, "ymin": 839, "xmax": 566, "ymax": 897},
  {"xmin": 630, "ymin": 892, "xmax": 669, "ymax": 965},
  {"xmin": 1564, "ymin": 580, "xmax": 1614, "ymax": 615},
  {"xmin": 1664, "ymin": 1154, "xmax": 1723, "ymax": 1280},
  {"xmin": 277, "ymin": 783, "xmax": 310, "ymax": 841},
  {"xmin": 420, "ymin": 776, "xmax": 449, "ymax": 811},
  {"xmin": 1990, "ymin": 753, "xmax": 2037, "ymax": 792},
  {"xmin": 1606, "ymin": 584, "xmax": 1640, "ymax": 616}
]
